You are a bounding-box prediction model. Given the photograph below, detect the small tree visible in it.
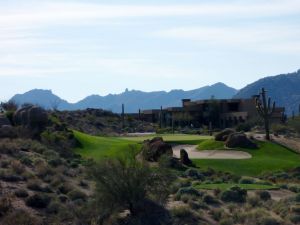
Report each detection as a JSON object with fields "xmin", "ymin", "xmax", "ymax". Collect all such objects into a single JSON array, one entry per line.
[
  {"xmin": 89, "ymin": 151, "xmax": 174, "ymax": 223},
  {"xmin": 255, "ymin": 88, "xmax": 275, "ymax": 140}
]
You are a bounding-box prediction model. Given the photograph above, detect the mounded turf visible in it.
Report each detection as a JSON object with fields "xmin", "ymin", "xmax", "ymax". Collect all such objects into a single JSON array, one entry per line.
[
  {"xmin": 193, "ymin": 141, "xmax": 300, "ymax": 176},
  {"xmin": 73, "ymin": 131, "xmax": 140, "ymax": 160},
  {"xmin": 194, "ymin": 183, "xmax": 279, "ymax": 191}
]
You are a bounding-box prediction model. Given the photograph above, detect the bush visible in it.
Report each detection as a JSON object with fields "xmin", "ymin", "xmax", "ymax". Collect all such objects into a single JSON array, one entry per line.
[
  {"xmin": 176, "ymin": 187, "xmax": 202, "ymax": 198},
  {"xmin": 220, "ymin": 218, "xmax": 234, "ymax": 225},
  {"xmin": 184, "ymin": 168, "xmax": 204, "ymax": 180},
  {"xmin": 26, "ymin": 194, "xmax": 51, "ymax": 208},
  {"xmin": 290, "ymin": 214, "xmax": 300, "ymax": 224},
  {"xmin": 221, "ymin": 186, "xmax": 247, "ymax": 203},
  {"xmin": 259, "ymin": 217, "xmax": 280, "ymax": 225},
  {"xmin": 239, "ymin": 177, "xmax": 255, "ymax": 184},
  {"xmin": 256, "ymin": 191, "xmax": 271, "ymax": 201},
  {"xmin": 14, "ymin": 189, "xmax": 29, "ymax": 198},
  {"xmin": 0, "ymin": 196, "xmax": 12, "ymax": 216},
  {"xmin": 11, "ymin": 160, "xmax": 25, "ymax": 174},
  {"xmin": 236, "ymin": 123, "xmax": 252, "ymax": 132},
  {"xmin": 295, "ymin": 193, "xmax": 300, "ymax": 202},
  {"xmin": 1, "ymin": 209, "xmax": 39, "ymax": 225},
  {"xmin": 68, "ymin": 189, "xmax": 87, "ymax": 201},
  {"xmin": 171, "ymin": 206, "xmax": 194, "ymax": 218},
  {"xmin": 203, "ymin": 194, "xmax": 218, "ymax": 204}
]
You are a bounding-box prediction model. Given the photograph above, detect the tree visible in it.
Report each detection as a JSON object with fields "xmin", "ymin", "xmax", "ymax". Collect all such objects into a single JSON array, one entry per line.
[
  {"xmin": 89, "ymin": 151, "xmax": 174, "ymax": 224},
  {"xmin": 255, "ymin": 88, "xmax": 275, "ymax": 140}
]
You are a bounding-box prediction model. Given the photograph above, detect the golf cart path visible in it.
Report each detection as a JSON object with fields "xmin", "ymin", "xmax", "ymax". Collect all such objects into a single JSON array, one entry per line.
[{"xmin": 173, "ymin": 145, "xmax": 252, "ymax": 159}]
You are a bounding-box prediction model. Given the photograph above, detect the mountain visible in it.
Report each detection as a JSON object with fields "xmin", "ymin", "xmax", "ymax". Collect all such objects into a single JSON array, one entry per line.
[
  {"xmin": 234, "ymin": 69, "xmax": 300, "ymax": 115},
  {"xmin": 10, "ymin": 83, "xmax": 237, "ymax": 113},
  {"xmin": 11, "ymin": 89, "xmax": 72, "ymax": 110}
]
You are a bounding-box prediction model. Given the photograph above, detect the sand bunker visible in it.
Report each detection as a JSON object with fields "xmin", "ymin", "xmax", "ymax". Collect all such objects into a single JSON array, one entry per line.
[{"xmin": 173, "ymin": 145, "xmax": 252, "ymax": 159}]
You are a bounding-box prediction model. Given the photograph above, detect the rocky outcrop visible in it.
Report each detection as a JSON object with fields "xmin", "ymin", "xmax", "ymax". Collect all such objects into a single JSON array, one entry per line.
[
  {"xmin": 180, "ymin": 149, "xmax": 192, "ymax": 165},
  {"xmin": 141, "ymin": 137, "xmax": 173, "ymax": 162},
  {"xmin": 14, "ymin": 106, "xmax": 48, "ymax": 129},
  {"xmin": 225, "ymin": 132, "xmax": 257, "ymax": 149},
  {"xmin": 215, "ymin": 129, "xmax": 235, "ymax": 141}
]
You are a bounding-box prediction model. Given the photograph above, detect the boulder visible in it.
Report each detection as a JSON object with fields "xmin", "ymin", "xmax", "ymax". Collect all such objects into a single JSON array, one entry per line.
[
  {"xmin": 180, "ymin": 149, "xmax": 192, "ymax": 165},
  {"xmin": 141, "ymin": 137, "xmax": 173, "ymax": 162},
  {"xmin": 0, "ymin": 125, "xmax": 17, "ymax": 138},
  {"xmin": 225, "ymin": 132, "xmax": 257, "ymax": 149},
  {"xmin": 14, "ymin": 106, "xmax": 48, "ymax": 129},
  {"xmin": 215, "ymin": 128, "xmax": 235, "ymax": 141}
]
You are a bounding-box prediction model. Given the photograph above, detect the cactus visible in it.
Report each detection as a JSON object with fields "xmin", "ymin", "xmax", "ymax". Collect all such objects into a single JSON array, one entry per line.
[
  {"xmin": 255, "ymin": 88, "xmax": 275, "ymax": 140},
  {"xmin": 121, "ymin": 104, "xmax": 125, "ymax": 129}
]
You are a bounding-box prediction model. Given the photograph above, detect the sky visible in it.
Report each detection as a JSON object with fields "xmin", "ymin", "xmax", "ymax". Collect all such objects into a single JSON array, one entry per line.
[{"xmin": 1, "ymin": 0, "xmax": 300, "ymax": 103}]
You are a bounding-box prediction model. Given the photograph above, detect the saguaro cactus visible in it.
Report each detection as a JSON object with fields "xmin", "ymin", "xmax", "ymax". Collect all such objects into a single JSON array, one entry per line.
[
  {"xmin": 121, "ymin": 104, "xmax": 125, "ymax": 129},
  {"xmin": 255, "ymin": 88, "xmax": 275, "ymax": 140}
]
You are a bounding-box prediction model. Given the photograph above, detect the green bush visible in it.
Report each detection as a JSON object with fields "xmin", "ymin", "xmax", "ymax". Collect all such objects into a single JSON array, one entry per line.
[
  {"xmin": 1, "ymin": 209, "xmax": 39, "ymax": 225},
  {"xmin": 221, "ymin": 186, "xmax": 247, "ymax": 203},
  {"xmin": 25, "ymin": 194, "xmax": 51, "ymax": 208},
  {"xmin": 290, "ymin": 214, "xmax": 300, "ymax": 224},
  {"xmin": 0, "ymin": 196, "xmax": 12, "ymax": 216},
  {"xmin": 239, "ymin": 177, "xmax": 255, "ymax": 184},
  {"xmin": 14, "ymin": 189, "xmax": 29, "ymax": 198},
  {"xmin": 176, "ymin": 187, "xmax": 202, "ymax": 197},
  {"xmin": 203, "ymin": 194, "xmax": 218, "ymax": 204},
  {"xmin": 184, "ymin": 168, "xmax": 204, "ymax": 180},
  {"xmin": 295, "ymin": 193, "xmax": 300, "ymax": 202},
  {"xmin": 67, "ymin": 189, "xmax": 87, "ymax": 201},
  {"xmin": 256, "ymin": 191, "xmax": 271, "ymax": 201},
  {"xmin": 259, "ymin": 217, "xmax": 280, "ymax": 225}
]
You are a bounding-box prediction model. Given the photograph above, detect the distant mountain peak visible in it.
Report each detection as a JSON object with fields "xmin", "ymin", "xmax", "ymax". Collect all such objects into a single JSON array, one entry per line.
[{"xmin": 10, "ymin": 82, "xmax": 237, "ymax": 113}]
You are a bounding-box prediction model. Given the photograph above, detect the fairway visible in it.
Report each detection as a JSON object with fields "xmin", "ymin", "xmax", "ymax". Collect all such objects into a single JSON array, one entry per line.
[
  {"xmin": 73, "ymin": 131, "xmax": 299, "ymax": 176},
  {"xmin": 73, "ymin": 131, "xmax": 140, "ymax": 160},
  {"xmin": 194, "ymin": 183, "xmax": 279, "ymax": 191},
  {"xmin": 121, "ymin": 134, "xmax": 211, "ymax": 144}
]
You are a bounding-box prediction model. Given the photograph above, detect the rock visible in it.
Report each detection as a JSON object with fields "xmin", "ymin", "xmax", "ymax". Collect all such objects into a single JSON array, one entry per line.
[
  {"xmin": 0, "ymin": 125, "xmax": 17, "ymax": 138},
  {"xmin": 14, "ymin": 106, "xmax": 48, "ymax": 129},
  {"xmin": 180, "ymin": 149, "xmax": 192, "ymax": 165},
  {"xmin": 225, "ymin": 132, "xmax": 257, "ymax": 149},
  {"xmin": 215, "ymin": 128, "xmax": 235, "ymax": 141},
  {"xmin": 141, "ymin": 137, "xmax": 173, "ymax": 162}
]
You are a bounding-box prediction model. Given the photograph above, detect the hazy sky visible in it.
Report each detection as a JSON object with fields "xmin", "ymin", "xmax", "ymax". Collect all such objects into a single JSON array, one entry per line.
[{"xmin": 1, "ymin": 0, "xmax": 300, "ymax": 102}]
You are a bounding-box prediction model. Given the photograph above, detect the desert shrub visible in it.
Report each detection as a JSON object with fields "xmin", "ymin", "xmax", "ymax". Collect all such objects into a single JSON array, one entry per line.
[
  {"xmin": 0, "ymin": 196, "xmax": 12, "ymax": 216},
  {"xmin": 211, "ymin": 209, "xmax": 224, "ymax": 221},
  {"xmin": 0, "ymin": 170, "xmax": 24, "ymax": 182},
  {"xmin": 220, "ymin": 218, "xmax": 234, "ymax": 225},
  {"xmin": 236, "ymin": 122, "xmax": 252, "ymax": 132},
  {"xmin": 20, "ymin": 156, "xmax": 33, "ymax": 166},
  {"xmin": 239, "ymin": 177, "xmax": 255, "ymax": 184},
  {"xmin": 26, "ymin": 194, "xmax": 51, "ymax": 208},
  {"xmin": 176, "ymin": 187, "xmax": 202, "ymax": 198},
  {"xmin": 295, "ymin": 193, "xmax": 300, "ymax": 202},
  {"xmin": 171, "ymin": 206, "xmax": 194, "ymax": 218},
  {"xmin": 0, "ymin": 160, "xmax": 10, "ymax": 168},
  {"xmin": 184, "ymin": 168, "xmax": 204, "ymax": 180},
  {"xmin": 221, "ymin": 186, "xmax": 247, "ymax": 203},
  {"xmin": 27, "ymin": 179, "xmax": 43, "ymax": 191},
  {"xmin": 256, "ymin": 191, "xmax": 271, "ymax": 201},
  {"xmin": 11, "ymin": 160, "xmax": 25, "ymax": 174},
  {"xmin": 289, "ymin": 185, "xmax": 300, "ymax": 193},
  {"xmin": 1, "ymin": 209, "xmax": 39, "ymax": 225},
  {"xmin": 271, "ymin": 124, "xmax": 289, "ymax": 135},
  {"xmin": 67, "ymin": 189, "xmax": 87, "ymax": 201},
  {"xmin": 158, "ymin": 155, "xmax": 183, "ymax": 170},
  {"xmin": 180, "ymin": 194, "xmax": 192, "ymax": 203},
  {"xmin": 14, "ymin": 189, "xmax": 29, "ymax": 198},
  {"xmin": 290, "ymin": 214, "xmax": 300, "ymax": 224},
  {"xmin": 89, "ymin": 154, "xmax": 175, "ymax": 219},
  {"xmin": 48, "ymin": 158, "xmax": 64, "ymax": 167},
  {"xmin": 247, "ymin": 196, "xmax": 261, "ymax": 207},
  {"xmin": 259, "ymin": 217, "xmax": 280, "ymax": 225},
  {"xmin": 58, "ymin": 194, "xmax": 69, "ymax": 203},
  {"xmin": 58, "ymin": 183, "xmax": 73, "ymax": 194},
  {"xmin": 46, "ymin": 201, "xmax": 62, "ymax": 214},
  {"xmin": 35, "ymin": 161, "xmax": 54, "ymax": 179},
  {"xmin": 203, "ymin": 194, "xmax": 218, "ymax": 204}
]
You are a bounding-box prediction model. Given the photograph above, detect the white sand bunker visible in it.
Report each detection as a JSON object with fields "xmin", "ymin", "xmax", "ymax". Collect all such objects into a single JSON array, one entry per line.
[{"xmin": 173, "ymin": 145, "xmax": 252, "ymax": 159}]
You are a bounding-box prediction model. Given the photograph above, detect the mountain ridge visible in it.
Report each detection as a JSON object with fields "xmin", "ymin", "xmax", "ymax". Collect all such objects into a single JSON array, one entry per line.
[{"xmin": 11, "ymin": 82, "xmax": 238, "ymax": 113}]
